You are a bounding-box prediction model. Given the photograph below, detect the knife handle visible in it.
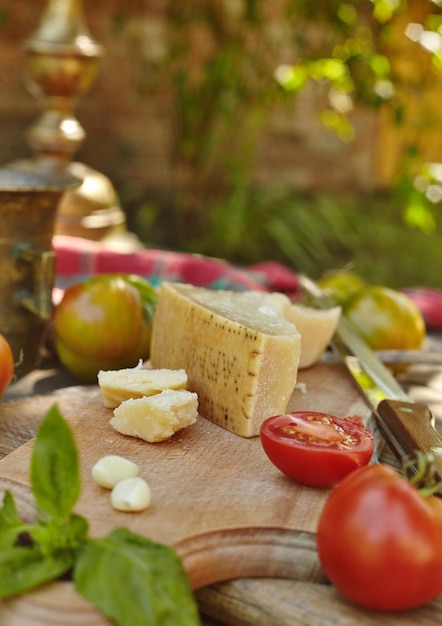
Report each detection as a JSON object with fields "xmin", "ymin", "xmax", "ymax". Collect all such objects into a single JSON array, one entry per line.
[{"xmin": 377, "ymin": 399, "xmax": 442, "ymax": 479}]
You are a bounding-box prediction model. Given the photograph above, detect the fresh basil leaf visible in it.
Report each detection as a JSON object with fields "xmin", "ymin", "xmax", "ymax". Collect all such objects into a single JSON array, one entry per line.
[
  {"xmin": 0, "ymin": 490, "xmax": 22, "ymax": 528},
  {"xmin": 0, "ymin": 545, "xmax": 74, "ymax": 599},
  {"xmin": 0, "ymin": 524, "xmax": 30, "ymax": 550},
  {"xmin": 30, "ymin": 404, "xmax": 80, "ymax": 521},
  {"xmin": 0, "ymin": 490, "xmax": 28, "ymax": 549},
  {"xmin": 4, "ymin": 404, "xmax": 200, "ymax": 623},
  {"xmin": 74, "ymin": 527, "xmax": 200, "ymax": 626},
  {"xmin": 61, "ymin": 513, "xmax": 89, "ymax": 548},
  {"xmin": 29, "ymin": 514, "xmax": 89, "ymax": 554}
]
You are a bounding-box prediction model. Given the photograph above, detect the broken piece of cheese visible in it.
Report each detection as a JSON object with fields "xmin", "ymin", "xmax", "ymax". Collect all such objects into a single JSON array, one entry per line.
[
  {"xmin": 98, "ymin": 365, "xmax": 188, "ymax": 408},
  {"xmin": 110, "ymin": 389, "xmax": 199, "ymax": 443},
  {"xmin": 150, "ymin": 282, "xmax": 301, "ymax": 437}
]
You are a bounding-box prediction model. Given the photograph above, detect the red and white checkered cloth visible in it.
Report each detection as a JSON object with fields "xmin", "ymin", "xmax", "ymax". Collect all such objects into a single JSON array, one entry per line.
[
  {"xmin": 53, "ymin": 235, "xmax": 442, "ymax": 330},
  {"xmin": 53, "ymin": 235, "xmax": 299, "ymax": 295}
]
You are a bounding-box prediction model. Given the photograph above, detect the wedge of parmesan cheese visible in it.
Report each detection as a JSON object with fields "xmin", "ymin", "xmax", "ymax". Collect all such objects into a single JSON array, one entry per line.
[
  {"xmin": 110, "ymin": 388, "xmax": 199, "ymax": 442},
  {"xmin": 98, "ymin": 364, "xmax": 188, "ymax": 408},
  {"xmin": 285, "ymin": 303, "xmax": 341, "ymax": 369},
  {"xmin": 150, "ymin": 282, "xmax": 301, "ymax": 437}
]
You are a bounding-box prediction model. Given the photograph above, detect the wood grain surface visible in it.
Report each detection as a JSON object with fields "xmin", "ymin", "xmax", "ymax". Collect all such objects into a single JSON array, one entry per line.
[{"xmin": 0, "ymin": 361, "xmax": 441, "ymax": 625}]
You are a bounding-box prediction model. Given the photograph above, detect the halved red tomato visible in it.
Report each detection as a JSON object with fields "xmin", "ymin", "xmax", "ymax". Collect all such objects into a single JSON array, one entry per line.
[{"xmin": 260, "ymin": 412, "xmax": 374, "ymax": 487}]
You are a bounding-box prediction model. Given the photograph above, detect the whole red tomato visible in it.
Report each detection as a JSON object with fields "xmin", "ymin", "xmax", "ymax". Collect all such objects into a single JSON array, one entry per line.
[
  {"xmin": 54, "ymin": 274, "xmax": 157, "ymax": 382},
  {"xmin": 260, "ymin": 412, "xmax": 374, "ymax": 487},
  {"xmin": 402, "ymin": 287, "xmax": 442, "ymax": 330},
  {"xmin": 317, "ymin": 463, "xmax": 442, "ymax": 611},
  {"xmin": 0, "ymin": 333, "xmax": 14, "ymax": 398}
]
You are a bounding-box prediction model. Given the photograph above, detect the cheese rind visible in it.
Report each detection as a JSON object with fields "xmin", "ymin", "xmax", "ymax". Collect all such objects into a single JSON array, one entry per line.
[
  {"xmin": 98, "ymin": 365, "xmax": 188, "ymax": 408},
  {"xmin": 110, "ymin": 388, "xmax": 199, "ymax": 442},
  {"xmin": 150, "ymin": 282, "xmax": 301, "ymax": 437}
]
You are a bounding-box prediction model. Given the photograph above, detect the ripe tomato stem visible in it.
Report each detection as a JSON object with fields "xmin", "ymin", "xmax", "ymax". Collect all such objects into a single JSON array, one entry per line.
[{"xmin": 402, "ymin": 451, "xmax": 442, "ymax": 497}]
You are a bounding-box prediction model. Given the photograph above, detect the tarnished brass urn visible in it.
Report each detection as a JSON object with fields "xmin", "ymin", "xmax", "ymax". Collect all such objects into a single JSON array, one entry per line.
[{"xmin": 0, "ymin": 168, "xmax": 78, "ymax": 376}]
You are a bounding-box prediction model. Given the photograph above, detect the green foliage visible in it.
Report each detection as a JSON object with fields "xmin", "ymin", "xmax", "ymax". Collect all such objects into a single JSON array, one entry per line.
[
  {"xmin": 132, "ymin": 184, "xmax": 441, "ymax": 289},
  {"xmin": 119, "ymin": 1, "xmax": 442, "ymax": 287},
  {"xmin": 191, "ymin": 185, "xmax": 354, "ymax": 275}
]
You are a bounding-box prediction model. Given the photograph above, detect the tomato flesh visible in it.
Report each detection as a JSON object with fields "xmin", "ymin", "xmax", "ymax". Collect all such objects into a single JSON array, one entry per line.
[
  {"xmin": 260, "ymin": 412, "xmax": 374, "ymax": 487},
  {"xmin": 317, "ymin": 464, "xmax": 442, "ymax": 611}
]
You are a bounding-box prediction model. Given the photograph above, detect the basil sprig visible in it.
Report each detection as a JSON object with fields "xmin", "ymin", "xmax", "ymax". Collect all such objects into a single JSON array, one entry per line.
[{"xmin": 0, "ymin": 404, "xmax": 200, "ymax": 625}]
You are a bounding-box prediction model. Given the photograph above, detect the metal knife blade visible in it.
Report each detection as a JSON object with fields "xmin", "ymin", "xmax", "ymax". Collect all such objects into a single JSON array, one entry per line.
[{"xmin": 299, "ymin": 275, "xmax": 442, "ymax": 480}]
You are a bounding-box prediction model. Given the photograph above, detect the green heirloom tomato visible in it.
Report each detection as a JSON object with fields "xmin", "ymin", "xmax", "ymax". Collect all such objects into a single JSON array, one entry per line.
[
  {"xmin": 318, "ymin": 270, "xmax": 366, "ymax": 307},
  {"xmin": 345, "ymin": 285, "xmax": 426, "ymax": 351},
  {"xmin": 54, "ymin": 274, "xmax": 157, "ymax": 382}
]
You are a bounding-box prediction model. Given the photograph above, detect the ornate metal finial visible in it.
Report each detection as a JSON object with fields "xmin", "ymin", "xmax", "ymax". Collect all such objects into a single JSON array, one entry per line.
[
  {"xmin": 22, "ymin": 0, "xmax": 104, "ymax": 166},
  {"xmin": 15, "ymin": 0, "xmax": 140, "ymax": 248}
]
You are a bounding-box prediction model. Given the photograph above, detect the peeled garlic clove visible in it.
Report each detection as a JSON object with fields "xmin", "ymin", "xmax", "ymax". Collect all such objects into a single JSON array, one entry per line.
[
  {"xmin": 92, "ymin": 455, "xmax": 139, "ymax": 489},
  {"xmin": 111, "ymin": 476, "xmax": 151, "ymax": 512}
]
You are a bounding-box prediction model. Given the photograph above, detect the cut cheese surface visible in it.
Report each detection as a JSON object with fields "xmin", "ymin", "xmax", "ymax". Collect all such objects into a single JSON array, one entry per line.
[
  {"xmin": 150, "ymin": 282, "xmax": 301, "ymax": 437},
  {"xmin": 98, "ymin": 365, "xmax": 188, "ymax": 408},
  {"xmin": 181, "ymin": 287, "xmax": 293, "ymax": 334},
  {"xmin": 190, "ymin": 288, "xmax": 293, "ymax": 322},
  {"xmin": 285, "ymin": 303, "xmax": 341, "ymax": 369}
]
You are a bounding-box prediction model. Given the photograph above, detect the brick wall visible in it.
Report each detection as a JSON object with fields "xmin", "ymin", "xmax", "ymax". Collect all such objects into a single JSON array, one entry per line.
[{"xmin": 1, "ymin": 1, "xmax": 441, "ymax": 207}]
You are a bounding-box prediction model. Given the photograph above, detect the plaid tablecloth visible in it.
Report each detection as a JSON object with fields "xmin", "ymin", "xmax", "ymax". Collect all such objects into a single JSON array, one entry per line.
[
  {"xmin": 53, "ymin": 235, "xmax": 441, "ymax": 330},
  {"xmin": 53, "ymin": 235, "xmax": 300, "ymax": 295}
]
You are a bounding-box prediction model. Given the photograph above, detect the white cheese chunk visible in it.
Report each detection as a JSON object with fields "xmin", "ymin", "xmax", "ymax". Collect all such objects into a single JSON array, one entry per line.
[
  {"xmin": 110, "ymin": 388, "xmax": 199, "ymax": 442},
  {"xmin": 98, "ymin": 365, "xmax": 188, "ymax": 408}
]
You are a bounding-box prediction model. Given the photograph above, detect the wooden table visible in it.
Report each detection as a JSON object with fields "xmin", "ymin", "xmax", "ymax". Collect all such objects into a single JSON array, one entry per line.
[{"xmin": 1, "ymin": 336, "xmax": 441, "ymax": 626}]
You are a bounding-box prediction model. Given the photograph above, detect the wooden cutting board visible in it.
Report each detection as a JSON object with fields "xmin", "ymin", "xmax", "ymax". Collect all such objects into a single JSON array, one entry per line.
[{"xmin": 0, "ymin": 362, "xmax": 440, "ymax": 625}]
